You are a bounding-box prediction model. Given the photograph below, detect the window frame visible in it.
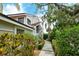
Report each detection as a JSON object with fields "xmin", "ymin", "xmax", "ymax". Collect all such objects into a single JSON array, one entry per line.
[
  {"xmin": 18, "ymin": 17, "xmax": 24, "ymax": 24},
  {"xmin": 27, "ymin": 18, "xmax": 31, "ymax": 25},
  {"xmin": 17, "ymin": 28, "xmax": 24, "ymax": 34}
]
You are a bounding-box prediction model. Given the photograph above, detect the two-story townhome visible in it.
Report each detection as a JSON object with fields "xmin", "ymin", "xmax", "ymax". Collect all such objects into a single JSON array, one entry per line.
[
  {"xmin": 8, "ymin": 13, "xmax": 43, "ymax": 36},
  {"xmin": 25, "ymin": 14, "xmax": 43, "ymax": 36},
  {"xmin": 0, "ymin": 13, "xmax": 34, "ymax": 34},
  {"xmin": 0, "ymin": 13, "xmax": 44, "ymax": 38}
]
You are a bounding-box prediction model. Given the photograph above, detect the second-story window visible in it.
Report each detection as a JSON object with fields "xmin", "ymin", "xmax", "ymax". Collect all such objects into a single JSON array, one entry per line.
[
  {"xmin": 27, "ymin": 18, "xmax": 31, "ymax": 25},
  {"xmin": 45, "ymin": 23, "xmax": 47, "ymax": 29},
  {"xmin": 18, "ymin": 17, "xmax": 24, "ymax": 24}
]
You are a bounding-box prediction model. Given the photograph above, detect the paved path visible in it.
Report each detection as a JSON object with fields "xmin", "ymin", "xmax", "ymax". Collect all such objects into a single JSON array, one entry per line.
[{"xmin": 39, "ymin": 40, "xmax": 55, "ymax": 56}]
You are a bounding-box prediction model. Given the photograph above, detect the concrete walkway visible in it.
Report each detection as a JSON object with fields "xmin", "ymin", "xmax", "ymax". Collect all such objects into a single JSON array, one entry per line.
[{"xmin": 39, "ymin": 40, "xmax": 55, "ymax": 56}]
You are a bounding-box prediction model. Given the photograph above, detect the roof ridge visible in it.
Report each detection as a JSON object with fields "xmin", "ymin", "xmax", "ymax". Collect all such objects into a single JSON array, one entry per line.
[{"xmin": 7, "ymin": 13, "xmax": 38, "ymax": 17}]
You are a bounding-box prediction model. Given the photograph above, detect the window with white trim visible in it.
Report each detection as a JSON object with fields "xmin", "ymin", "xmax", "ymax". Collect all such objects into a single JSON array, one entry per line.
[
  {"xmin": 17, "ymin": 29, "xmax": 24, "ymax": 34},
  {"xmin": 27, "ymin": 18, "xmax": 31, "ymax": 25}
]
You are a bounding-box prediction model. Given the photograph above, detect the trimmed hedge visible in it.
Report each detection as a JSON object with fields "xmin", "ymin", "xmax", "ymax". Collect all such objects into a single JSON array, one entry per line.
[
  {"xmin": 52, "ymin": 39, "xmax": 72, "ymax": 56},
  {"xmin": 52, "ymin": 25, "xmax": 79, "ymax": 56}
]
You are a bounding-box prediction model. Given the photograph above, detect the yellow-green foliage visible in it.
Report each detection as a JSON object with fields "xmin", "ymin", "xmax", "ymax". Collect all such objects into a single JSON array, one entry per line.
[
  {"xmin": 34, "ymin": 35, "xmax": 45, "ymax": 50},
  {"xmin": 37, "ymin": 39, "xmax": 45, "ymax": 50},
  {"xmin": 0, "ymin": 33, "xmax": 36, "ymax": 56}
]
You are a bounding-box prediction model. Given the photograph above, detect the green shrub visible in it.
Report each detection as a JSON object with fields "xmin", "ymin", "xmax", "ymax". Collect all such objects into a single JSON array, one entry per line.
[
  {"xmin": 34, "ymin": 35, "xmax": 45, "ymax": 50},
  {"xmin": 52, "ymin": 39, "xmax": 72, "ymax": 56},
  {"xmin": 43, "ymin": 33, "xmax": 48, "ymax": 40},
  {"xmin": 37, "ymin": 39, "xmax": 45, "ymax": 50},
  {"xmin": 0, "ymin": 32, "xmax": 45, "ymax": 56},
  {"xmin": 52, "ymin": 25, "xmax": 79, "ymax": 56},
  {"xmin": 49, "ymin": 28, "xmax": 56, "ymax": 40},
  {"xmin": 0, "ymin": 33, "xmax": 36, "ymax": 56}
]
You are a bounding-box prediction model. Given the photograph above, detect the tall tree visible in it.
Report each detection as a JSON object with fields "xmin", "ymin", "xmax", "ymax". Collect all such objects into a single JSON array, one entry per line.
[
  {"xmin": 36, "ymin": 3, "xmax": 79, "ymax": 40},
  {"xmin": 36, "ymin": 3, "xmax": 56, "ymax": 40}
]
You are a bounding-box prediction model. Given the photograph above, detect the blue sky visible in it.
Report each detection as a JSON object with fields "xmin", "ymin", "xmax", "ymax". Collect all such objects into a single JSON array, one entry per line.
[
  {"xmin": 3, "ymin": 3, "xmax": 47, "ymax": 16},
  {"xmin": 3, "ymin": 3, "xmax": 73, "ymax": 16},
  {"xmin": 3, "ymin": 3, "xmax": 37, "ymax": 14},
  {"xmin": 20, "ymin": 3, "xmax": 37, "ymax": 15}
]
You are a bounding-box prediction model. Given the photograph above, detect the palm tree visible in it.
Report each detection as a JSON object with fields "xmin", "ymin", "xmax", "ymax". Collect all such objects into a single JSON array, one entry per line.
[{"xmin": 0, "ymin": 3, "xmax": 20, "ymax": 13}]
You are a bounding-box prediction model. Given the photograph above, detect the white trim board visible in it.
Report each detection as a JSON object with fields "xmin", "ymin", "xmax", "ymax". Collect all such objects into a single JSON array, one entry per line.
[
  {"xmin": 0, "ymin": 16, "xmax": 34, "ymax": 31},
  {"xmin": 0, "ymin": 29, "xmax": 14, "ymax": 32}
]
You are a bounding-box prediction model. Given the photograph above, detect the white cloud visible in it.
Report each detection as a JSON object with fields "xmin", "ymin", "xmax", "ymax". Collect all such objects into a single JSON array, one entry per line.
[{"xmin": 3, "ymin": 4, "xmax": 23, "ymax": 15}]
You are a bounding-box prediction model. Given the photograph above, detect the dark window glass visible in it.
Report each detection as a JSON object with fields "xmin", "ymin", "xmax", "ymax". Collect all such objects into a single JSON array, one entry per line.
[
  {"xmin": 36, "ymin": 25, "xmax": 40, "ymax": 33},
  {"xmin": 18, "ymin": 17, "xmax": 24, "ymax": 23},
  {"xmin": 27, "ymin": 18, "xmax": 31, "ymax": 25},
  {"xmin": 17, "ymin": 29, "xmax": 24, "ymax": 34}
]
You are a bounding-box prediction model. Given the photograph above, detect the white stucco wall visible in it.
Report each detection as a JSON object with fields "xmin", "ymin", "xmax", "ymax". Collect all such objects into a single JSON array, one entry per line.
[
  {"xmin": 0, "ymin": 20, "xmax": 15, "ymax": 34},
  {"xmin": 26, "ymin": 15, "xmax": 40, "ymax": 24},
  {"xmin": 42, "ymin": 19, "xmax": 48, "ymax": 33},
  {"xmin": 0, "ymin": 19, "xmax": 34, "ymax": 34}
]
